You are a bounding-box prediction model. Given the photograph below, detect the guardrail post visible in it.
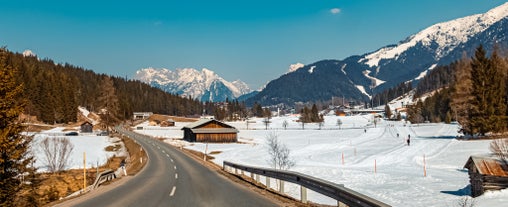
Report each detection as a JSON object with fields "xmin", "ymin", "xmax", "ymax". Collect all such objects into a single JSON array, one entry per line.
[
  {"xmin": 235, "ymin": 168, "xmax": 238, "ymax": 175},
  {"xmin": 301, "ymin": 186, "xmax": 307, "ymax": 204},
  {"xmin": 250, "ymin": 172, "xmax": 254, "ymax": 180},
  {"xmin": 256, "ymin": 174, "xmax": 260, "ymax": 183},
  {"xmin": 266, "ymin": 176, "xmax": 270, "ymax": 189},
  {"xmin": 279, "ymin": 180, "xmax": 284, "ymax": 194}
]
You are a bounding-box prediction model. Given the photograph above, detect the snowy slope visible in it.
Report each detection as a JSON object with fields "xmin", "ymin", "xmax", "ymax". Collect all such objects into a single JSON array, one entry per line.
[
  {"xmin": 135, "ymin": 115, "xmax": 506, "ymax": 206},
  {"xmin": 359, "ymin": 2, "xmax": 508, "ymax": 68},
  {"xmin": 248, "ymin": 2, "xmax": 508, "ymax": 106},
  {"xmin": 134, "ymin": 67, "xmax": 252, "ymax": 102}
]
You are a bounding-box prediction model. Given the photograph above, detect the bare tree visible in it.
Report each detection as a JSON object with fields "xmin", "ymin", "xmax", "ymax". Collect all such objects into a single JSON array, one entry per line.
[
  {"xmin": 266, "ymin": 132, "xmax": 295, "ymax": 170},
  {"xmin": 490, "ymin": 139, "xmax": 508, "ymax": 161},
  {"xmin": 457, "ymin": 196, "xmax": 476, "ymax": 207},
  {"xmin": 40, "ymin": 137, "xmax": 74, "ymax": 173}
]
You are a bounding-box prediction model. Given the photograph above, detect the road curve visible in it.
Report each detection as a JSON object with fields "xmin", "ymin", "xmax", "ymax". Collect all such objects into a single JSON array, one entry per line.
[{"xmin": 60, "ymin": 127, "xmax": 278, "ymax": 207}]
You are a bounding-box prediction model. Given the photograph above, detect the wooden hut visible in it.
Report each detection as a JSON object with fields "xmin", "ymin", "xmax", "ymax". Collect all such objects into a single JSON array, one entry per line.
[
  {"xmin": 80, "ymin": 121, "xmax": 93, "ymax": 133},
  {"xmin": 182, "ymin": 119, "xmax": 238, "ymax": 143},
  {"xmin": 160, "ymin": 119, "xmax": 175, "ymax": 127},
  {"xmin": 463, "ymin": 156, "xmax": 508, "ymax": 197}
]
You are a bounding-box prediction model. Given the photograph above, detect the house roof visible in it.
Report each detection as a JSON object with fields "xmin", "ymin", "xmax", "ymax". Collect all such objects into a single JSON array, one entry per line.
[
  {"xmin": 464, "ymin": 156, "xmax": 508, "ymax": 177},
  {"xmin": 190, "ymin": 128, "xmax": 239, "ymax": 134},
  {"xmin": 182, "ymin": 119, "xmax": 235, "ymax": 129},
  {"xmin": 80, "ymin": 121, "xmax": 93, "ymax": 126}
]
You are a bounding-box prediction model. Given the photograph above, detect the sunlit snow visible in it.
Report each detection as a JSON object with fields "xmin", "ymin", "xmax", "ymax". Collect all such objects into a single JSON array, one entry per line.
[{"xmin": 135, "ymin": 115, "xmax": 506, "ymax": 206}]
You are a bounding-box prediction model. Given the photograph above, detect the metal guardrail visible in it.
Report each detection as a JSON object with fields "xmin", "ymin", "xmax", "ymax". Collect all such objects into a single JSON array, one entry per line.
[
  {"xmin": 92, "ymin": 169, "xmax": 116, "ymax": 189},
  {"xmin": 223, "ymin": 161, "xmax": 390, "ymax": 207}
]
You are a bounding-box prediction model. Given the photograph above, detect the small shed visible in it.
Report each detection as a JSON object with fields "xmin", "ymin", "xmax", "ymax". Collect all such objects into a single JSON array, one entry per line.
[
  {"xmin": 160, "ymin": 119, "xmax": 175, "ymax": 127},
  {"xmin": 181, "ymin": 119, "xmax": 238, "ymax": 143},
  {"xmin": 80, "ymin": 121, "xmax": 93, "ymax": 133},
  {"xmin": 463, "ymin": 156, "xmax": 508, "ymax": 197}
]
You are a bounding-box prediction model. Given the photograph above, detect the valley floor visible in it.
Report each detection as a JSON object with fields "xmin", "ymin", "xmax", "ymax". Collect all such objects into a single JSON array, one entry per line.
[{"xmin": 135, "ymin": 115, "xmax": 508, "ymax": 207}]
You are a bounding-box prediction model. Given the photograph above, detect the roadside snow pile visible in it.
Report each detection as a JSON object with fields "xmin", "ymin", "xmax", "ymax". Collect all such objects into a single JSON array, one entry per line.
[{"xmin": 135, "ymin": 115, "xmax": 505, "ymax": 206}]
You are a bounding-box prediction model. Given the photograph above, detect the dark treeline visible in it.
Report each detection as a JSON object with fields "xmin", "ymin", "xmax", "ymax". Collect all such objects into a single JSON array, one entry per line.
[
  {"xmin": 299, "ymin": 104, "xmax": 324, "ymax": 123},
  {"xmin": 4, "ymin": 48, "xmax": 203, "ymax": 124},
  {"xmin": 204, "ymin": 99, "xmax": 249, "ymax": 121}
]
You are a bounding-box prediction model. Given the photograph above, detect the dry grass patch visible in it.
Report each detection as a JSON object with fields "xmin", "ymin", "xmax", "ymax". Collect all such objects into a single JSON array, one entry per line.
[
  {"xmin": 149, "ymin": 114, "xmax": 198, "ymax": 123},
  {"xmin": 39, "ymin": 132, "xmax": 147, "ymax": 206}
]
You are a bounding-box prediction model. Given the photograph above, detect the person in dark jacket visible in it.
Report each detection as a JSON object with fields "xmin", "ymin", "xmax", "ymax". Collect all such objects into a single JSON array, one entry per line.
[{"xmin": 407, "ymin": 134, "xmax": 411, "ymax": 146}]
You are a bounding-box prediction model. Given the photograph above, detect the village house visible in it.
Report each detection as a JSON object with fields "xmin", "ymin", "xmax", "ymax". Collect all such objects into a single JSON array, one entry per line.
[
  {"xmin": 463, "ymin": 155, "xmax": 508, "ymax": 197},
  {"xmin": 80, "ymin": 121, "xmax": 93, "ymax": 133},
  {"xmin": 181, "ymin": 119, "xmax": 238, "ymax": 143},
  {"xmin": 133, "ymin": 112, "xmax": 153, "ymax": 120}
]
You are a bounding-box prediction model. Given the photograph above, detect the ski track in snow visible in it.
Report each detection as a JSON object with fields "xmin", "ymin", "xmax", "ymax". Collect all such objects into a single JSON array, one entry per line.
[{"xmin": 136, "ymin": 115, "xmax": 504, "ymax": 206}]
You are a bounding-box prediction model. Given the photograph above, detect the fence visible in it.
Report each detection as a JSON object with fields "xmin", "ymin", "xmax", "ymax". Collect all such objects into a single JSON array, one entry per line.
[{"xmin": 223, "ymin": 161, "xmax": 390, "ymax": 207}]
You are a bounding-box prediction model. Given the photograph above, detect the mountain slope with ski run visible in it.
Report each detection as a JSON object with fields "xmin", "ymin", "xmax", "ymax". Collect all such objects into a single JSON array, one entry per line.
[
  {"xmin": 247, "ymin": 2, "xmax": 508, "ymax": 106},
  {"xmin": 360, "ymin": 2, "xmax": 508, "ymax": 68},
  {"xmin": 134, "ymin": 67, "xmax": 252, "ymax": 102}
]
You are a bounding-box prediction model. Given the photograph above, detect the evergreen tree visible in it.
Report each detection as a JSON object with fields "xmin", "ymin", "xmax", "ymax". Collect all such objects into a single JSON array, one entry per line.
[
  {"xmin": 469, "ymin": 45, "xmax": 501, "ymax": 135},
  {"xmin": 385, "ymin": 104, "xmax": 392, "ymax": 119},
  {"xmin": 0, "ymin": 48, "xmax": 35, "ymax": 206},
  {"xmin": 489, "ymin": 49, "xmax": 507, "ymax": 132},
  {"xmin": 97, "ymin": 76, "xmax": 120, "ymax": 131},
  {"xmin": 451, "ymin": 53, "xmax": 474, "ymax": 134}
]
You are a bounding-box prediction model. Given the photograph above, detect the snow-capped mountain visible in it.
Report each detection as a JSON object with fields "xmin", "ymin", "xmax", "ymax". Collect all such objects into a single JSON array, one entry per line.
[
  {"xmin": 360, "ymin": 2, "xmax": 508, "ymax": 68},
  {"xmin": 247, "ymin": 2, "xmax": 508, "ymax": 106},
  {"xmin": 134, "ymin": 67, "xmax": 252, "ymax": 102}
]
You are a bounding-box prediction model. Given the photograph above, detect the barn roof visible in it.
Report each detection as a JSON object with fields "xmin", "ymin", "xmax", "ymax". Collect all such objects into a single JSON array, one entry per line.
[
  {"xmin": 190, "ymin": 128, "xmax": 239, "ymax": 134},
  {"xmin": 80, "ymin": 121, "xmax": 93, "ymax": 126},
  {"xmin": 182, "ymin": 119, "xmax": 233, "ymax": 129},
  {"xmin": 181, "ymin": 119, "xmax": 237, "ymax": 133},
  {"xmin": 464, "ymin": 156, "xmax": 508, "ymax": 177}
]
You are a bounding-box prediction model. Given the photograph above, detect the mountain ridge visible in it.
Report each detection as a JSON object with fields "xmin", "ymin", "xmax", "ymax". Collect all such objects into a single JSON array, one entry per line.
[
  {"xmin": 134, "ymin": 67, "xmax": 252, "ymax": 102},
  {"xmin": 246, "ymin": 2, "xmax": 508, "ymax": 106}
]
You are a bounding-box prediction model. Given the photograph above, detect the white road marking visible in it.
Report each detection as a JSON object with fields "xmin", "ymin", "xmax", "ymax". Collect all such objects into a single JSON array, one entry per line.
[
  {"xmin": 166, "ymin": 154, "xmax": 169, "ymax": 157},
  {"xmin": 175, "ymin": 173, "xmax": 178, "ymax": 179},
  {"xmin": 170, "ymin": 159, "xmax": 174, "ymax": 163},
  {"xmin": 170, "ymin": 186, "xmax": 176, "ymax": 197},
  {"xmin": 174, "ymin": 166, "xmax": 177, "ymax": 170}
]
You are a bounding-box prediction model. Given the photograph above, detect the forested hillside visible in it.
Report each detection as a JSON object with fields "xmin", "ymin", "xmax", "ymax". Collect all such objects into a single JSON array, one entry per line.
[
  {"xmin": 3, "ymin": 48, "xmax": 203, "ymax": 124},
  {"xmin": 407, "ymin": 46, "xmax": 508, "ymax": 136}
]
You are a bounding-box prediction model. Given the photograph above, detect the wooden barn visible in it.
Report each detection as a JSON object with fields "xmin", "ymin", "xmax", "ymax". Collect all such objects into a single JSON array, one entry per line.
[
  {"xmin": 80, "ymin": 121, "xmax": 93, "ymax": 133},
  {"xmin": 182, "ymin": 119, "xmax": 238, "ymax": 143},
  {"xmin": 463, "ymin": 156, "xmax": 508, "ymax": 197}
]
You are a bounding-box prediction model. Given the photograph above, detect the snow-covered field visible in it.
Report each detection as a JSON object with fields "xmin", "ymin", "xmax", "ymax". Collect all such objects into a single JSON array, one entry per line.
[
  {"xmin": 135, "ymin": 115, "xmax": 508, "ymax": 207},
  {"xmin": 29, "ymin": 127, "xmax": 125, "ymax": 172}
]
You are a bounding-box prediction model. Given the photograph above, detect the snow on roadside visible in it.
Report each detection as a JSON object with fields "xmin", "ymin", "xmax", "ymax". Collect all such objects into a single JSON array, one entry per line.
[
  {"xmin": 30, "ymin": 127, "xmax": 125, "ymax": 172},
  {"xmin": 135, "ymin": 115, "xmax": 505, "ymax": 206}
]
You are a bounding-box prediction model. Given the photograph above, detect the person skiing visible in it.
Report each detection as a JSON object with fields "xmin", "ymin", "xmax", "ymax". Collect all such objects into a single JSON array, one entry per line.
[{"xmin": 407, "ymin": 134, "xmax": 411, "ymax": 146}]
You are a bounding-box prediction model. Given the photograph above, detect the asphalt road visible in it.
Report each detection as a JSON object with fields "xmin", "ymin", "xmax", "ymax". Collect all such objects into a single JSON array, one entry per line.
[{"xmin": 64, "ymin": 127, "xmax": 278, "ymax": 207}]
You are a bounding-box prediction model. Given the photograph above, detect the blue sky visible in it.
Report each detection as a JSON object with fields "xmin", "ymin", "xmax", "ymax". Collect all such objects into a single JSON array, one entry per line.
[{"xmin": 1, "ymin": 0, "xmax": 506, "ymax": 89}]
